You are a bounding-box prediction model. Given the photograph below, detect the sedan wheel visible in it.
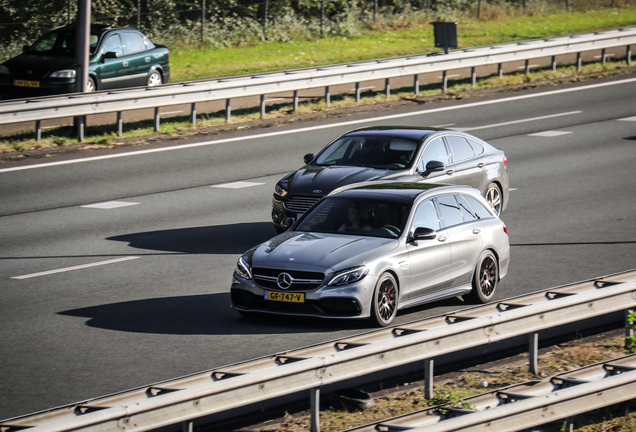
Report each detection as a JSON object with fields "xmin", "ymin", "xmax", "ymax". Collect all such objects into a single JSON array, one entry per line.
[
  {"xmin": 468, "ymin": 250, "xmax": 499, "ymax": 303},
  {"xmin": 86, "ymin": 77, "xmax": 96, "ymax": 92},
  {"xmin": 147, "ymin": 70, "xmax": 162, "ymax": 87},
  {"xmin": 371, "ymin": 273, "xmax": 398, "ymax": 327},
  {"xmin": 485, "ymin": 183, "xmax": 502, "ymax": 216}
]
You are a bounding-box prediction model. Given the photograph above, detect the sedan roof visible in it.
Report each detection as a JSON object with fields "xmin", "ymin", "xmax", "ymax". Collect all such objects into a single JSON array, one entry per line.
[
  {"xmin": 343, "ymin": 126, "xmax": 448, "ymax": 141},
  {"xmin": 330, "ymin": 182, "xmax": 458, "ymax": 203}
]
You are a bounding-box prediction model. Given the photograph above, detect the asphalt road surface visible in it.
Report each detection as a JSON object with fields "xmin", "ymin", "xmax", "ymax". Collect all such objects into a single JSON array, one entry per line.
[{"xmin": 1, "ymin": 75, "xmax": 635, "ymax": 420}]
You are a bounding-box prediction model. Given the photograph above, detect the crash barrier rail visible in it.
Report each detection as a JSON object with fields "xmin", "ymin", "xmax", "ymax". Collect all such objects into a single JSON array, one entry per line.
[
  {"xmin": 0, "ymin": 26, "xmax": 634, "ymax": 140},
  {"xmin": 349, "ymin": 354, "xmax": 636, "ymax": 432},
  {"xmin": 2, "ymin": 270, "xmax": 635, "ymax": 432}
]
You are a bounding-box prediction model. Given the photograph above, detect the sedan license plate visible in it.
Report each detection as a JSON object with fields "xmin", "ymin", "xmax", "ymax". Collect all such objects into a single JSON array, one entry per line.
[
  {"xmin": 265, "ymin": 291, "xmax": 305, "ymax": 303},
  {"xmin": 15, "ymin": 80, "xmax": 40, "ymax": 88}
]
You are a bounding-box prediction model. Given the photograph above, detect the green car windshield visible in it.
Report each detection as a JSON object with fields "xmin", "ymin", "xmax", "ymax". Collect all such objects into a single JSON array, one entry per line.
[
  {"xmin": 30, "ymin": 31, "xmax": 101, "ymax": 56},
  {"xmin": 295, "ymin": 196, "xmax": 412, "ymax": 239}
]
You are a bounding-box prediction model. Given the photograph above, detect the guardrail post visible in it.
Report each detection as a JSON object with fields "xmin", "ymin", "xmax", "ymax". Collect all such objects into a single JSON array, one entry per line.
[
  {"xmin": 525, "ymin": 59, "xmax": 530, "ymax": 75},
  {"xmin": 260, "ymin": 95, "xmax": 266, "ymax": 118},
  {"xmin": 154, "ymin": 107, "xmax": 160, "ymax": 132},
  {"xmin": 385, "ymin": 78, "xmax": 390, "ymax": 98},
  {"xmin": 424, "ymin": 358, "xmax": 434, "ymax": 399},
  {"xmin": 182, "ymin": 420, "xmax": 193, "ymax": 432},
  {"xmin": 117, "ymin": 112, "xmax": 123, "ymax": 137},
  {"xmin": 471, "ymin": 67, "xmax": 476, "ymax": 87},
  {"xmin": 529, "ymin": 332, "xmax": 539, "ymax": 375},
  {"xmin": 577, "ymin": 52, "xmax": 582, "ymax": 71},
  {"xmin": 294, "ymin": 90, "xmax": 299, "ymax": 111},
  {"xmin": 627, "ymin": 309, "xmax": 635, "ymax": 350},
  {"xmin": 355, "ymin": 83, "xmax": 361, "ymax": 103},
  {"xmin": 77, "ymin": 116, "xmax": 85, "ymax": 141},
  {"xmin": 627, "ymin": 45, "xmax": 632, "ymax": 66},
  {"xmin": 414, "ymin": 74, "xmax": 419, "ymax": 96},
  {"xmin": 442, "ymin": 71, "xmax": 448, "ymax": 92},
  {"xmin": 226, "ymin": 99, "xmax": 231, "ymax": 122},
  {"xmin": 498, "ymin": 63, "xmax": 503, "ymax": 78},
  {"xmin": 310, "ymin": 388, "xmax": 320, "ymax": 432},
  {"xmin": 601, "ymin": 48, "xmax": 607, "ymax": 64},
  {"xmin": 552, "ymin": 55, "xmax": 557, "ymax": 72},
  {"xmin": 36, "ymin": 120, "xmax": 41, "ymax": 141},
  {"xmin": 325, "ymin": 86, "xmax": 330, "ymax": 107},
  {"xmin": 190, "ymin": 103, "xmax": 197, "ymax": 127}
]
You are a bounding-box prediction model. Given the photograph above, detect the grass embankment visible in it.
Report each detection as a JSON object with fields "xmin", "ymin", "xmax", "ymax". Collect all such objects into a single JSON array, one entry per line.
[
  {"xmin": 235, "ymin": 332, "xmax": 635, "ymax": 432},
  {"xmin": 1, "ymin": 6, "xmax": 636, "ymax": 154}
]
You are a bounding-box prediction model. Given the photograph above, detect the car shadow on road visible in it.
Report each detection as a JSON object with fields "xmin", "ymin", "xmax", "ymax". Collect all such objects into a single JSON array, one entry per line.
[
  {"xmin": 59, "ymin": 293, "xmax": 375, "ymax": 335},
  {"xmin": 107, "ymin": 222, "xmax": 278, "ymax": 255}
]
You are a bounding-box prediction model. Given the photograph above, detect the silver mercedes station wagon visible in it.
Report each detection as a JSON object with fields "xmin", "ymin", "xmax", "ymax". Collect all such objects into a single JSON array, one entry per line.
[{"xmin": 232, "ymin": 182, "xmax": 510, "ymax": 327}]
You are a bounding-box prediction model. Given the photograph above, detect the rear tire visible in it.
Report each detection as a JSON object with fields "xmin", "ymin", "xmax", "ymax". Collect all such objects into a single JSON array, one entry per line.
[
  {"xmin": 86, "ymin": 77, "xmax": 96, "ymax": 92},
  {"xmin": 147, "ymin": 70, "xmax": 162, "ymax": 87},
  {"xmin": 370, "ymin": 273, "xmax": 398, "ymax": 327},
  {"xmin": 485, "ymin": 183, "xmax": 503, "ymax": 216},
  {"xmin": 467, "ymin": 250, "xmax": 499, "ymax": 303}
]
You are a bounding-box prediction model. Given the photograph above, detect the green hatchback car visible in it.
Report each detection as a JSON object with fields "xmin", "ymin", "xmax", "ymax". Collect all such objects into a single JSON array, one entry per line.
[{"xmin": 0, "ymin": 24, "xmax": 170, "ymax": 99}]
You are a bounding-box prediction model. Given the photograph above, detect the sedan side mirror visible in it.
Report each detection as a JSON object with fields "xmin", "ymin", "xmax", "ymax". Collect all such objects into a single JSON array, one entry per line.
[
  {"xmin": 102, "ymin": 51, "xmax": 119, "ymax": 60},
  {"xmin": 303, "ymin": 153, "xmax": 315, "ymax": 164},
  {"xmin": 282, "ymin": 217, "xmax": 296, "ymax": 229},
  {"xmin": 421, "ymin": 160, "xmax": 445, "ymax": 177},
  {"xmin": 413, "ymin": 227, "xmax": 437, "ymax": 240}
]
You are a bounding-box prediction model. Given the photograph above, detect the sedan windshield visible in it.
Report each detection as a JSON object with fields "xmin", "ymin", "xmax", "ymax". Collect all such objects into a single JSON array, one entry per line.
[
  {"xmin": 30, "ymin": 31, "xmax": 101, "ymax": 55},
  {"xmin": 295, "ymin": 196, "xmax": 412, "ymax": 239},
  {"xmin": 314, "ymin": 135, "xmax": 419, "ymax": 170}
]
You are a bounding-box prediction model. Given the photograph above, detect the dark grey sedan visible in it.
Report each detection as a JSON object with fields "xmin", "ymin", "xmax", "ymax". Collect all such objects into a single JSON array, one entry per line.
[
  {"xmin": 234, "ymin": 182, "xmax": 510, "ymax": 327},
  {"xmin": 271, "ymin": 126, "xmax": 508, "ymax": 233}
]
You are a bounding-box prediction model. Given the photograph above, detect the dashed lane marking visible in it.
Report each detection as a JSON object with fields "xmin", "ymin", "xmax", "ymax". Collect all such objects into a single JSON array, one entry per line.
[
  {"xmin": 81, "ymin": 201, "xmax": 140, "ymax": 209},
  {"xmin": 212, "ymin": 182, "xmax": 265, "ymax": 189},
  {"xmin": 11, "ymin": 257, "xmax": 141, "ymax": 280}
]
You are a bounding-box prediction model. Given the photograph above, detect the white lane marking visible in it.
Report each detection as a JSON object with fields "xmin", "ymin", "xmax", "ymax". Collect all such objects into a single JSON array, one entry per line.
[
  {"xmin": 618, "ymin": 116, "xmax": 636, "ymax": 121},
  {"xmin": 1, "ymin": 77, "xmax": 635, "ymax": 174},
  {"xmin": 509, "ymin": 188, "xmax": 518, "ymax": 191},
  {"xmin": 11, "ymin": 257, "xmax": 140, "ymax": 280},
  {"xmin": 453, "ymin": 111, "xmax": 581, "ymax": 132},
  {"xmin": 81, "ymin": 201, "xmax": 140, "ymax": 209},
  {"xmin": 212, "ymin": 181, "xmax": 265, "ymax": 189},
  {"xmin": 528, "ymin": 131, "xmax": 573, "ymax": 137}
]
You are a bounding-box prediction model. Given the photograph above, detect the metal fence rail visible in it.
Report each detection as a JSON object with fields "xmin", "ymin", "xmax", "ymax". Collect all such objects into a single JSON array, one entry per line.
[
  {"xmin": 1, "ymin": 270, "xmax": 635, "ymax": 432},
  {"xmin": 350, "ymin": 354, "xmax": 636, "ymax": 432},
  {"xmin": 0, "ymin": 26, "xmax": 634, "ymax": 139}
]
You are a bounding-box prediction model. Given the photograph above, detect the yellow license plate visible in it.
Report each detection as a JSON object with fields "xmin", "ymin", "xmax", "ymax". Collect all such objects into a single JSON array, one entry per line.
[
  {"xmin": 265, "ymin": 291, "xmax": 305, "ymax": 303},
  {"xmin": 15, "ymin": 80, "xmax": 40, "ymax": 88}
]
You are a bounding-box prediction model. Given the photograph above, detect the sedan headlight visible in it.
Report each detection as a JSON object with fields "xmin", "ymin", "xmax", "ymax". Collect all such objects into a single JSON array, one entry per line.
[
  {"xmin": 274, "ymin": 184, "xmax": 288, "ymax": 197},
  {"xmin": 328, "ymin": 266, "xmax": 368, "ymax": 286},
  {"xmin": 50, "ymin": 69, "xmax": 76, "ymax": 78},
  {"xmin": 0, "ymin": 65, "xmax": 9, "ymax": 74},
  {"xmin": 235, "ymin": 256, "xmax": 252, "ymax": 280}
]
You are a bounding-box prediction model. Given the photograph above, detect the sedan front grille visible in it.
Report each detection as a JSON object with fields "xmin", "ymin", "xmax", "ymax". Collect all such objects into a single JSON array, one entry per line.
[
  {"xmin": 253, "ymin": 268, "xmax": 324, "ymax": 291},
  {"xmin": 284, "ymin": 196, "xmax": 321, "ymax": 213}
]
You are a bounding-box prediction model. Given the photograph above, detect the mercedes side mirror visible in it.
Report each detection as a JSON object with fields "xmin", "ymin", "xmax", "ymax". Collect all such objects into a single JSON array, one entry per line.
[
  {"xmin": 421, "ymin": 160, "xmax": 445, "ymax": 177},
  {"xmin": 303, "ymin": 153, "xmax": 315, "ymax": 164},
  {"xmin": 413, "ymin": 227, "xmax": 437, "ymax": 240}
]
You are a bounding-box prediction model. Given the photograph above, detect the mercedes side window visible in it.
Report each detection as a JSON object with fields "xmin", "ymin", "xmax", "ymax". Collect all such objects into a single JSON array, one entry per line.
[
  {"xmin": 457, "ymin": 194, "xmax": 478, "ymax": 222},
  {"xmin": 417, "ymin": 137, "xmax": 449, "ymax": 172},
  {"xmin": 102, "ymin": 34, "xmax": 123, "ymax": 56},
  {"xmin": 411, "ymin": 199, "xmax": 440, "ymax": 231},
  {"xmin": 446, "ymin": 135, "xmax": 475, "ymax": 162},
  {"xmin": 463, "ymin": 195, "xmax": 494, "ymax": 219},
  {"xmin": 436, "ymin": 195, "xmax": 464, "ymax": 228}
]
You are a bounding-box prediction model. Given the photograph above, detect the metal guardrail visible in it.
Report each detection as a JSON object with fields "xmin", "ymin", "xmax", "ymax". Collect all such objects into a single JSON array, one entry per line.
[
  {"xmin": 0, "ymin": 26, "xmax": 634, "ymax": 138},
  {"xmin": 350, "ymin": 354, "xmax": 636, "ymax": 432},
  {"xmin": 1, "ymin": 270, "xmax": 635, "ymax": 432}
]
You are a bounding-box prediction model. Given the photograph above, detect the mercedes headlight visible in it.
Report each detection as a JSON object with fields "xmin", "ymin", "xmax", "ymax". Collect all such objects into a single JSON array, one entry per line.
[
  {"xmin": 235, "ymin": 256, "xmax": 252, "ymax": 280},
  {"xmin": 328, "ymin": 266, "xmax": 368, "ymax": 286}
]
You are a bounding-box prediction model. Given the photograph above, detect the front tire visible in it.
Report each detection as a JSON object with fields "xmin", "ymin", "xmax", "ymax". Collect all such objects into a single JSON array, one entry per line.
[
  {"xmin": 370, "ymin": 273, "xmax": 398, "ymax": 327},
  {"xmin": 86, "ymin": 77, "xmax": 96, "ymax": 92},
  {"xmin": 467, "ymin": 250, "xmax": 499, "ymax": 303},
  {"xmin": 485, "ymin": 183, "xmax": 503, "ymax": 216}
]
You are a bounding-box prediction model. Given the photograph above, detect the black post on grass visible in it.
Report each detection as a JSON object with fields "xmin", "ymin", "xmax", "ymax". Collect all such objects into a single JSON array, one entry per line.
[{"xmin": 432, "ymin": 21, "xmax": 457, "ymax": 55}]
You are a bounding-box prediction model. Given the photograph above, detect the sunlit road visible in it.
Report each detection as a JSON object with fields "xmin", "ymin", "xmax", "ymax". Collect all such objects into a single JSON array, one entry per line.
[{"xmin": 1, "ymin": 76, "xmax": 635, "ymax": 419}]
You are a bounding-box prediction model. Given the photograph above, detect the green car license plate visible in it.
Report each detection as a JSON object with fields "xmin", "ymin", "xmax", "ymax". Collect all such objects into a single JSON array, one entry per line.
[{"xmin": 265, "ymin": 291, "xmax": 305, "ymax": 303}]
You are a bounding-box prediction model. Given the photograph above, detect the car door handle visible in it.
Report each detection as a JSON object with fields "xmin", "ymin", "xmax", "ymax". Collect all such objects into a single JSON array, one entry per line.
[
  {"xmin": 473, "ymin": 228, "xmax": 481, "ymax": 234},
  {"xmin": 122, "ymin": 61, "xmax": 129, "ymax": 67},
  {"xmin": 446, "ymin": 170, "xmax": 454, "ymax": 175},
  {"xmin": 438, "ymin": 236, "xmax": 447, "ymax": 242},
  {"xmin": 478, "ymin": 163, "xmax": 485, "ymax": 168},
  {"xmin": 145, "ymin": 56, "xmax": 151, "ymax": 63}
]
